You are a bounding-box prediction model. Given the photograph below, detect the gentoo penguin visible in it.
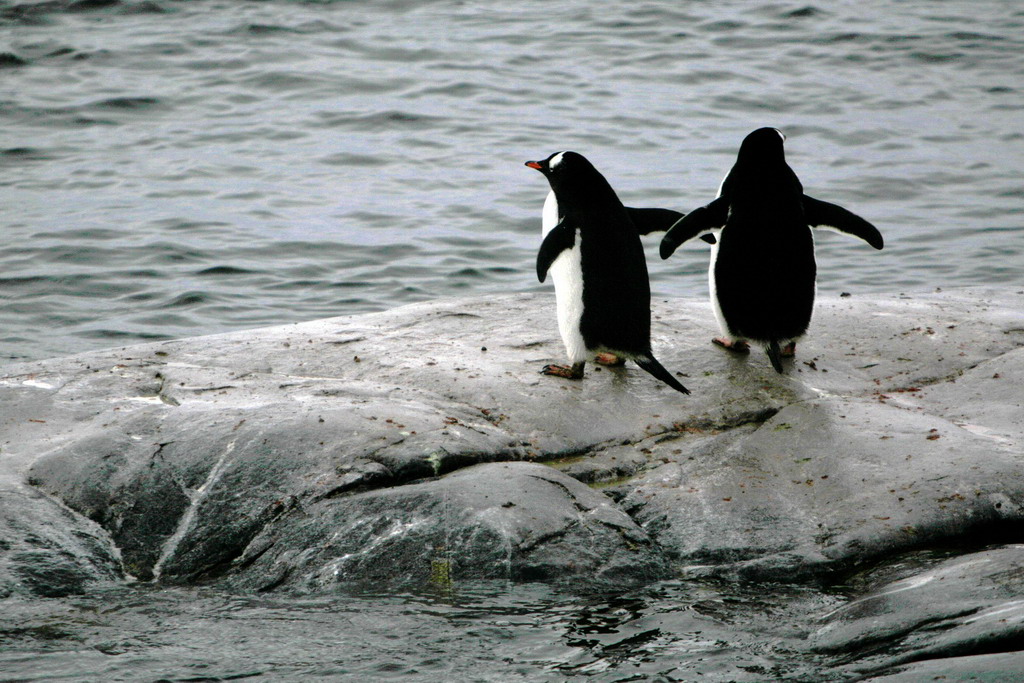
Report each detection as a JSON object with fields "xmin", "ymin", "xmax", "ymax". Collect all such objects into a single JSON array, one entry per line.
[
  {"xmin": 659, "ymin": 128, "xmax": 883, "ymax": 373},
  {"xmin": 526, "ymin": 150, "xmax": 690, "ymax": 394}
]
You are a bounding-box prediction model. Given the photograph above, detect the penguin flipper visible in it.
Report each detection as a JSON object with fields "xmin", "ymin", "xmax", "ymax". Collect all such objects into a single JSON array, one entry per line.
[
  {"xmin": 660, "ymin": 197, "xmax": 729, "ymax": 259},
  {"xmin": 803, "ymin": 195, "xmax": 884, "ymax": 250},
  {"xmin": 625, "ymin": 207, "xmax": 717, "ymax": 244},
  {"xmin": 624, "ymin": 207, "xmax": 684, "ymax": 235},
  {"xmin": 536, "ymin": 219, "xmax": 575, "ymax": 283},
  {"xmin": 635, "ymin": 354, "xmax": 690, "ymax": 395}
]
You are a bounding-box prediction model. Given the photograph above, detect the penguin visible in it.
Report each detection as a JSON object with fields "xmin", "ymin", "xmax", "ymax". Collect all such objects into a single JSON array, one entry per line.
[
  {"xmin": 525, "ymin": 150, "xmax": 690, "ymax": 394},
  {"xmin": 659, "ymin": 128, "xmax": 883, "ymax": 373}
]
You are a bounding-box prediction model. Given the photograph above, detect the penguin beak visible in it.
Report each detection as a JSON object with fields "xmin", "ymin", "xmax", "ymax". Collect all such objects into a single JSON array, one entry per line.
[{"xmin": 525, "ymin": 160, "xmax": 544, "ymax": 171}]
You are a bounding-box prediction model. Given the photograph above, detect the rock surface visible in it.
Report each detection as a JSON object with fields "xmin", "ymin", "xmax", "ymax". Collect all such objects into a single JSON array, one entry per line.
[
  {"xmin": 0, "ymin": 476, "xmax": 122, "ymax": 598},
  {"xmin": 1, "ymin": 288, "xmax": 1022, "ymax": 674},
  {"xmin": 818, "ymin": 544, "xmax": 1024, "ymax": 679}
]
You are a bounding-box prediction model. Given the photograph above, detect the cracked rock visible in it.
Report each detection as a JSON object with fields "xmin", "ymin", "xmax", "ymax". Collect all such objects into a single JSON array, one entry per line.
[
  {"xmin": 1, "ymin": 288, "xmax": 1022, "ymax": 596},
  {"xmin": 813, "ymin": 544, "xmax": 1024, "ymax": 679},
  {"xmin": 227, "ymin": 461, "xmax": 668, "ymax": 592},
  {"xmin": 621, "ymin": 396, "xmax": 1024, "ymax": 581},
  {"xmin": 0, "ymin": 477, "xmax": 122, "ymax": 598}
]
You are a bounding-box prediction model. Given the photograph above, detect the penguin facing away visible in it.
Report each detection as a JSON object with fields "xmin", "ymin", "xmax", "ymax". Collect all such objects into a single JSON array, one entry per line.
[
  {"xmin": 525, "ymin": 151, "xmax": 690, "ymax": 394},
  {"xmin": 659, "ymin": 128, "xmax": 883, "ymax": 373}
]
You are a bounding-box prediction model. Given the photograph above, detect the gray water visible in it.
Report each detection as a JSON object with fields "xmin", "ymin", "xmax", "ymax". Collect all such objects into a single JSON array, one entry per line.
[
  {"xmin": 0, "ymin": 547, "xmax": 985, "ymax": 681},
  {"xmin": 2, "ymin": 1, "xmax": 1023, "ymax": 679},
  {"xmin": 2, "ymin": 0, "xmax": 1022, "ymax": 363},
  {"xmin": 0, "ymin": 578, "xmax": 845, "ymax": 681}
]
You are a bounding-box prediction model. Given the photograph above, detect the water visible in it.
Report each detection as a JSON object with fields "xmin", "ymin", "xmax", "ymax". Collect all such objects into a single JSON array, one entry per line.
[
  {"xmin": 1, "ymin": 579, "xmax": 842, "ymax": 681},
  {"xmin": 1, "ymin": 1, "xmax": 1023, "ymax": 678},
  {"xmin": 2, "ymin": 0, "xmax": 1022, "ymax": 363}
]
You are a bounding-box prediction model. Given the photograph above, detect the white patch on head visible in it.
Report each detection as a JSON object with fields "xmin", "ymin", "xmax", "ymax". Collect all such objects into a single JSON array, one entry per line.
[
  {"xmin": 548, "ymin": 151, "xmax": 566, "ymax": 170},
  {"xmin": 540, "ymin": 190, "xmax": 586, "ymax": 363},
  {"xmin": 775, "ymin": 128, "xmax": 786, "ymax": 142}
]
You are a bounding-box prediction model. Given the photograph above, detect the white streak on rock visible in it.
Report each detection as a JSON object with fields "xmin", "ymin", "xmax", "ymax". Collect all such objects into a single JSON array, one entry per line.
[{"xmin": 152, "ymin": 439, "xmax": 236, "ymax": 579}]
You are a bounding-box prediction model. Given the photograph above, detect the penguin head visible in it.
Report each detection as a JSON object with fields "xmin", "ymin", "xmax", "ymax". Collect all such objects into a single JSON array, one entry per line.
[
  {"xmin": 737, "ymin": 127, "xmax": 787, "ymax": 164},
  {"xmin": 525, "ymin": 151, "xmax": 594, "ymax": 190}
]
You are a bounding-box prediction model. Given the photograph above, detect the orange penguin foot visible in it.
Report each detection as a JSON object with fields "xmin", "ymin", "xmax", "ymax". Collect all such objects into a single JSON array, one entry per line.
[
  {"xmin": 712, "ymin": 337, "xmax": 750, "ymax": 353},
  {"xmin": 541, "ymin": 362, "xmax": 585, "ymax": 380},
  {"xmin": 781, "ymin": 342, "xmax": 797, "ymax": 358},
  {"xmin": 594, "ymin": 352, "xmax": 626, "ymax": 366}
]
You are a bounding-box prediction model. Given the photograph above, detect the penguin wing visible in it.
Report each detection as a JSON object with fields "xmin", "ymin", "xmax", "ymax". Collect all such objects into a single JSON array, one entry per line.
[
  {"xmin": 626, "ymin": 207, "xmax": 716, "ymax": 244},
  {"xmin": 803, "ymin": 195, "xmax": 884, "ymax": 249},
  {"xmin": 625, "ymin": 207, "xmax": 683, "ymax": 235},
  {"xmin": 659, "ymin": 196, "xmax": 729, "ymax": 259},
  {"xmin": 536, "ymin": 219, "xmax": 575, "ymax": 283}
]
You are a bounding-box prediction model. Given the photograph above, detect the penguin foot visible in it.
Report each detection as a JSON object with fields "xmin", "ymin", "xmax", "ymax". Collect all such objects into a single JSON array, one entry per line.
[
  {"xmin": 594, "ymin": 353, "xmax": 625, "ymax": 366},
  {"xmin": 712, "ymin": 337, "xmax": 750, "ymax": 353},
  {"xmin": 541, "ymin": 362, "xmax": 585, "ymax": 380},
  {"xmin": 781, "ymin": 342, "xmax": 796, "ymax": 358}
]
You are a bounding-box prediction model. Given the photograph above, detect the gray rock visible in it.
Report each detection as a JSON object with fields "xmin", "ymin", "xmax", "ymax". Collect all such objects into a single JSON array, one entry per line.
[
  {"xmin": 619, "ymin": 395, "xmax": 1024, "ymax": 581},
  {"xmin": 227, "ymin": 461, "xmax": 668, "ymax": 592},
  {"xmin": 812, "ymin": 545, "xmax": 1024, "ymax": 679},
  {"xmin": 23, "ymin": 382, "xmax": 528, "ymax": 584},
  {"xmin": 863, "ymin": 652, "xmax": 1024, "ymax": 682},
  {"xmin": 1, "ymin": 288, "xmax": 1022, "ymax": 596},
  {"xmin": 0, "ymin": 477, "xmax": 121, "ymax": 598}
]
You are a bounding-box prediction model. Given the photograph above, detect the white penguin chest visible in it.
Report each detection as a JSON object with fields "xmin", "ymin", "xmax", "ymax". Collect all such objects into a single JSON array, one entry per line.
[{"xmin": 542, "ymin": 191, "xmax": 587, "ymax": 362}]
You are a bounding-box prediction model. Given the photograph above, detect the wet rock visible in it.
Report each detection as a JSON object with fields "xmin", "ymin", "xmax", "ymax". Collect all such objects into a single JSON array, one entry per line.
[
  {"xmin": 24, "ymin": 385, "xmax": 524, "ymax": 584},
  {"xmin": 0, "ymin": 288, "xmax": 1021, "ymax": 595},
  {"xmin": 546, "ymin": 444, "xmax": 651, "ymax": 486},
  {"xmin": 0, "ymin": 478, "xmax": 122, "ymax": 598},
  {"xmin": 812, "ymin": 544, "xmax": 1024, "ymax": 679},
  {"xmin": 228, "ymin": 461, "xmax": 668, "ymax": 592},
  {"xmin": 863, "ymin": 652, "xmax": 1024, "ymax": 682},
  {"xmin": 619, "ymin": 396, "xmax": 1024, "ymax": 581}
]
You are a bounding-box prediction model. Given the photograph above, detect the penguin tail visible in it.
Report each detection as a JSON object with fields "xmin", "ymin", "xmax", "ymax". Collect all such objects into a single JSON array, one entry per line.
[
  {"xmin": 765, "ymin": 340, "xmax": 784, "ymax": 374},
  {"xmin": 635, "ymin": 354, "xmax": 690, "ymax": 395}
]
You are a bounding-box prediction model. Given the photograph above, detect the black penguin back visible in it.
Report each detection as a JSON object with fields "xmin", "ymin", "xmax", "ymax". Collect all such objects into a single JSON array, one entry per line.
[{"xmin": 715, "ymin": 129, "xmax": 816, "ymax": 343}]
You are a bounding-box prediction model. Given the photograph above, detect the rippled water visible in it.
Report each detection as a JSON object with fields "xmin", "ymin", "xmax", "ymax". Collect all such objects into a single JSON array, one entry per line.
[
  {"xmin": 1, "ymin": 579, "xmax": 843, "ymax": 681},
  {"xmin": 2, "ymin": 0, "xmax": 1022, "ymax": 362}
]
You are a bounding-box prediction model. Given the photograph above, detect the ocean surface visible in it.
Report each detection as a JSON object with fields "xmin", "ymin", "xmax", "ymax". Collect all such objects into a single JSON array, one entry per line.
[
  {"xmin": 2, "ymin": 0, "xmax": 1022, "ymax": 363},
  {"xmin": 0, "ymin": 578, "xmax": 840, "ymax": 681},
  {"xmin": 1, "ymin": 1, "xmax": 1023, "ymax": 680}
]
